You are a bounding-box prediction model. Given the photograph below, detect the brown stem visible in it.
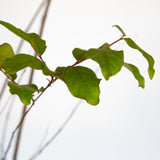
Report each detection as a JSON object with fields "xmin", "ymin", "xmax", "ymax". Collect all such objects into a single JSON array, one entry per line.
[
  {"xmin": 16, "ymin": 0, "xmax": 45, "ymax": 54},
  {"xmin": 72, "ymin": 58, "xmax": 87, "ymax": 67},
  {"xmin": 71, "ymin": 36, "xmax": 124, "ymax": 67},
  {"xmin": 29, "ymin": 100, "xmax": 82, "ymax": 160},
  {"xmin": 0, "ymin": 79, "xmax": 8, "ymax": 103},
  {"xmin": 12, "ymin": 0, "xmax": 52, "ymax": 159},
  {"xmin": 13, "ymin": 69, "xmax": 34, "ymax": 160},
  {"xmin": 2, "ymin": 12, "xmax": 124, "ymax": 159},
  {"xmin": 108, "ymin": 36, "xmax": 124, "ymax": 47},
  {"xmin": 3, "ymin": 1, "xmax": 52, "ymax": 160},
  {"xmin": 2, "ymin": 73, "xmax": 54, "ymax": 160}
]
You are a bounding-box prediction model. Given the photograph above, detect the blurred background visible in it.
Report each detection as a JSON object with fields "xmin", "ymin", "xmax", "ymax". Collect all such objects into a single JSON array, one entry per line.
[{"xmin": 0, "ymin": 0, "xmax": 160, "ymax": 160}]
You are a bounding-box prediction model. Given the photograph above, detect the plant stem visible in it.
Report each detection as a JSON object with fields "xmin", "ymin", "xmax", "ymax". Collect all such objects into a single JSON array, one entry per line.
[
  {"xmin": 13, "ymin": 69, "xmax": 34, "ymax": 160},
  {"xmin": 12, "ymin": 0, "xmax": 52, "ymax": 159},
  {"xmin": 1, "ymin": 9, "xmax": 124, "ymax": 158},
  {"xmin": 108, "ymin": 36, "xmax": 124, "ymax": 47},
  {"xmin": 15, "ymin": 0, "xmax": 45, "ymax": 54},
  {"xmin": 29, "ymin": 100, "xmax": 82, "ymax": 160},
  {"xmin": 0, "ymin": 79, "xmax": 8, "ymax": 102}
]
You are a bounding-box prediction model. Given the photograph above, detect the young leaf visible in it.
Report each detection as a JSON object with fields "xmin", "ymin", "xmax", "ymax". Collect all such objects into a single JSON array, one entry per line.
[
  {"xmin": 0, "ymin": 43, "xmax": 14, "ymax": 67},
  {"xmin": 56, "ymin": 66, "xmax": 101, "ymax": 105},
  {"xmin": 8, "ymin": 81, "xmax": 38, "ymax": 105},
  {"xmin": 123, "ymin": 62, "xmax": 145, "ymax": 88},
  {"xmin": 0, "ymin": 20, "xmax": 46, "ymax": 55},
  {"xmin": 123, "ymin": 38, "xmax": 155, "ymax": 79},
  {"xmin": 113, "ymin": 25, "xmax": 126, "ymax": 37}
]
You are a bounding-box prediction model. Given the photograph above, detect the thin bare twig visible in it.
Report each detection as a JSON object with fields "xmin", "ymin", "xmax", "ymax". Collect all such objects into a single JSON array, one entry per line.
[
  {"xmin": 0, "ymin": 96, "xmax": 16, "ymax": 157},
  {"xmin": 13, "ymin": 0, "xmax": 52, "ymax": 159},
  {"xmin": 29, "ymin": 100, "xmax": 82, "ymax": 160},
  {"xmin": 108, "ymin": 36, "xmax": 124, "ymax": 47},
  {"xmin": 1, "ymin": 31, "xmax": 124, "ymax": 160},
  {"xmin": 1, "ymin": 1, "xmax": 51, "ymax": 160},
  {"xmin": 29, "ymin": 69, "xmax": 102, "ymax": 160},
  {"xmin": 0, "ymin": 2, "xmax": 125, "ymax": 157},
  {"xmin": 16, "ymin": 0, "xmax": 45, "ymax": 54},
  {"xmin": 13, "ymin": 69, "xmax": 35, "ymax": 160},
  {"xmin": 1, "ymin": 75, "xmax": 54, "ymax": 160},
  {"xmin": 0, "ymin": 79, "xmax": 8, "ymax": 103},
  {"xmin": 0, "ymin": 0, "xmax": 45, "ymax": 112}
]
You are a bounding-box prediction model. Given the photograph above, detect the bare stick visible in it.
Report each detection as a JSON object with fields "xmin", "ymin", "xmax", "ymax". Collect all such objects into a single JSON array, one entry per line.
[
  {"xmin": 13, "ymin": 69, "xmax": 34, "ymax": 160},
  {"xmin": 29, "ymin": 100, "xmax": 82, "ymax": 160},
  {"xmin": 0, "ymin": 79, "xmax": 8, "ymax": 103},
  {"xmin": 0, "ymin": 96, "xmax": 16, "ymax": 157},
  {"xmin": 1, "ymin": 1, "xmax": 51, "ymax": 160},
  {"xmin": 1, "ymin": 75, "xmax": 54, "ymax": 160},
  {"xmin": 16, "ymin": 0, "xmax": 45, "ymax": 54},
  {"xmin": 13, "ymin": 0, "xmax": 52, "ymax": 159},
  {"xmin": 29, "ymin": 67, "xmax": 100, "ymax": 160}
]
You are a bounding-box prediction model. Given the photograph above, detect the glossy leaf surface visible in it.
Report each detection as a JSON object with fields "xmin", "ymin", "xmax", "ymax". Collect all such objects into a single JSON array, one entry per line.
[
  {"xmin": 124, "ymin": 38, "xmax": 155, "ymax": 79},
  {"xmin": 56, "ymin": 66, "xmax": 101, "ymax": 105},
  {"xmin": 0, "ymin": 43, "xmax": 14, "ymax": 67},
  {"xmin": 8, "ymin": 81, "xmax": 38, "ymax": 105},
  {"xmin": 0, "ymin": 20, "xmax": 46, "ymax": 55},
  {"xmin": 123, "ymin": 62, "xmax": 145, "ymax": 88}
]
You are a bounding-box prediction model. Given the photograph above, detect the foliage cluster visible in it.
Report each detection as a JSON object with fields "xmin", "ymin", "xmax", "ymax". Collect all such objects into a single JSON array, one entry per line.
[{"xmin": 0, "ymin": 20, "xmax": 155, "ymax": 106}]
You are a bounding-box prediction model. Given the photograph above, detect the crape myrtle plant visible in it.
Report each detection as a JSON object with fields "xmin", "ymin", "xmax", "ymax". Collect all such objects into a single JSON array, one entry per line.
[
  {"xmin": 0, "ymin": 18, "xmax": 155, "ymax": 160},
  {"xmin": 0, "ymin": 21, "xmax": 155, "ymax": 105}
]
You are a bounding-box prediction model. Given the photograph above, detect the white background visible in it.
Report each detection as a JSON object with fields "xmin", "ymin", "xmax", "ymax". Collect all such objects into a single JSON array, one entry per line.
[{"xmin": 0, "ymin": 0, "xmax": 160, "ymax": 160}]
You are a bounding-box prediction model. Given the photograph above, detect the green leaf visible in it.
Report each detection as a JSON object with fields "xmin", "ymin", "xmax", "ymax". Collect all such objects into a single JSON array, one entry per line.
[
  {"xmin": 113, "ymin": 25, "xmax": 126, "ymax": 37},
  {"xmin": 123, "ymin": 38, "xmax": 155, "ymax": 79},
  {"xmin": 9, "ymin": 74, "xmax": 17, "ymax": 80},
  {"xmin": 0, "ymin": 20, "xmax": 46, "ymax": 55},
  {"xmin": 0, "ymin": 43, "xmax": 14, "ymax": 67},
  {"xmin": 3, "ymin": 54, "xmax": 55, "ymax": 76},
  {"xmin": 72, "ymin": 43, "xmax": 124, "ymax": 80},
  {"xmin": 123, "ymin": 62, "xmax": 145, "ymax": 88},
  {"xmin": 0, "ymin": 43, "xmax": 17, "ymax": 79},
  {"xmin": 72, "ymin": 48, "xmax": 88, "ymax": 61},
  {"xmin": 41, "ymin": 63, "xmax": 55, "ymax": 76},
  {"xmin": 8, "ymin": 81, "xmax": 38, "ymax": 105},
  {"xmin": 56, "ymin": 66, "xmax": 101, "ymax": 105},
  {"xmin": 3, "ymin": 54, "xmax": 43, "ymax": 74},
  {"xmin": 87, "ymin": 45, "xmax": 124, "ymax": 80},
  {"xmin": 28, "ymin": 33, "xmax": 46, "ymax": 55}
]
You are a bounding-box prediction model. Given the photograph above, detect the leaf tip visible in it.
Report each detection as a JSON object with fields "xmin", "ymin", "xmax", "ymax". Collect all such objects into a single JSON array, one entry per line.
[
  {"xmin": 113, "ymin": 25, "xmax": 126, "ymax": 37},
  {"xmin": 149, "ymin": 68, "xmax": 155, "ymax": 80}
]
